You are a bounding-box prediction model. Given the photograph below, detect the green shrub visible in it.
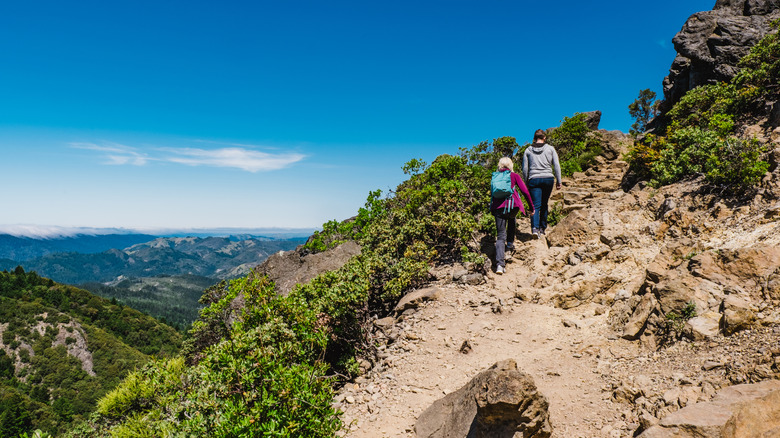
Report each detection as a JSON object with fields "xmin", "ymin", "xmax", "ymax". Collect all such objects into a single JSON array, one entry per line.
[
  {"xmin": 661, "ymin": 301, "xmax": 698, "ymax": 343},
  {"xmin": 547, "ymin": 113, "xmax": 602, "ymax": 176}
]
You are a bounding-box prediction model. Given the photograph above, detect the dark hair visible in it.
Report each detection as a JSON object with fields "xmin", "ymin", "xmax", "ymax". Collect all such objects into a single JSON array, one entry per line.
[{"xmin": 533, "ymin": 129, "xmax": 546, "ymax": 141}]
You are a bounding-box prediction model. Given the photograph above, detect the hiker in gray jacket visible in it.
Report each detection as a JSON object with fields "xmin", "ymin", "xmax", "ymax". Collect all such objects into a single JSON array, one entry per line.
[{"xmin": 521, "ymin": 129, "xmax": 562, "ymax": 238}]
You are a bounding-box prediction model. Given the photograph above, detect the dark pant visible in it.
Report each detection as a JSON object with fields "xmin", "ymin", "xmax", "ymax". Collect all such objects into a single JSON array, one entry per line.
[
  {"xmin": 493, "ymin": 208, "xmax": 518, "ymax": 268},
  {"xmin": 527, "ymin": 177, "xmax": 555, "ymax": 231}
]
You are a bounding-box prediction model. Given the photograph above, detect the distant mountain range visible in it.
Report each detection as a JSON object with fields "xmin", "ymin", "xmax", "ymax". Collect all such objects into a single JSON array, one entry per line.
[
  {"xmin": 0, "ymin": 233, "xmax": 158, "ymax": 261},
  {"xmin": 0, "ymin": 235, "xmax": 307, "ymax": 284}
]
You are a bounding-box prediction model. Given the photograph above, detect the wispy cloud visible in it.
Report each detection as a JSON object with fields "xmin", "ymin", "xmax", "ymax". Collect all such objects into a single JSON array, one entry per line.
[
  {"xmin": 72, "ymin": 142, "xmax": 306, "ymax": 172},
  {"xmin": 160, "ymin": 147, "xmax": 305, "ymax": 172},
  {"xmin": 71, "ymin": 142, "xmax": 151, "ymax": 166}
]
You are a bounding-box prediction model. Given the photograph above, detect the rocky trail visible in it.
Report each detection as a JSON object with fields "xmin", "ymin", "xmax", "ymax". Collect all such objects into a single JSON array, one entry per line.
[{"xmin": 334, "ymin": 134, "xmax": 780, "ymax": 437}]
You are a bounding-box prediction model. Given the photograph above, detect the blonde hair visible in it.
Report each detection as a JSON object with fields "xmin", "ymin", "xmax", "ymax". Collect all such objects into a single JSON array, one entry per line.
[{"xmin": 497, "ymin": 157, "xmax": 514, "ymax": 172}]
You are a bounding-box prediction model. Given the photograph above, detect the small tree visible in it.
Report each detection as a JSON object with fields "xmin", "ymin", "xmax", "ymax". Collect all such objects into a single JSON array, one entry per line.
[{"xmin": 628, "ymin": 89, "xmax": 659, "ymax": 136}]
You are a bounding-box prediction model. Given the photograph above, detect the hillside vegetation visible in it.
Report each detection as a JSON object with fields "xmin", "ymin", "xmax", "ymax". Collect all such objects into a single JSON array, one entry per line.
[
  {"xmin": 80, "ymin": 274, "xmax": 216, "ymax": 330},
  {"xmin": 0, "ymin": 267, "xmax": 182, "ymax": 437}
]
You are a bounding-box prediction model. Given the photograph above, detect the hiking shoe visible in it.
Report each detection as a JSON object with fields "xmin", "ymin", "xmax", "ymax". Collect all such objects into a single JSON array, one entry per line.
[
  {"xmin": 496, "ymin": 265, "xmax": 505, "ymax": 275},
  {"xmin": 532, "ymin": 229, "xmax": 540, "ymax": 239},
  {"xmin": 539, "ymin": 228, "xmax": 546, "ymax": 236},
  {"xmin": 505, "ymin": 247, "xmax": 515, "ymax": 261}
]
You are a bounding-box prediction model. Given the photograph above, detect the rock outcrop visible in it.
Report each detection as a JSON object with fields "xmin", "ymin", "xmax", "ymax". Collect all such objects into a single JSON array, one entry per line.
[
  {"xmin": 254, "ymin": 240, "xmax": 361, "ymax": 295},
  {"xmin": 658, "ymin": 0, "xmax": 780, "ymax": 114},
  {"xmin": 638, "ymin": 380, "xmax": 780, "ymax": 437},
  {"xmin": 415, "ymin": 359, "xmax": 552, "ymax": 438}
]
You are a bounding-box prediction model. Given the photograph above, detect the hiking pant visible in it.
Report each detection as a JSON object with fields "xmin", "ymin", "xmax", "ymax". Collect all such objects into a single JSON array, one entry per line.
[
  {"xmin": 528, "ymin": 177, "xmax": 555, "ymax": 231},
  {"xmin": 493, "ymin": 207, "xmax": 519, "ymax": 268}
]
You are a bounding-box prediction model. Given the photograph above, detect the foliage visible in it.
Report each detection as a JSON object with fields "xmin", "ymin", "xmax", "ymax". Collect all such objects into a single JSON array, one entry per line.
[
  {"xmin": 629, "ymin": 119, "xmax": 769, "ymax": 189},
  {"xmin": 625, "ymin": 21, "xmax": 777, "ymax": 190},
  {"xmin": 0, "ymin": 268, "xmax": 181, "ymax": 437},
  {"xmin": 546, "ymin": 113, "xmax": 602, "ymax": 176},
  {"xmin": 660, "ymin": 301, "xmax": 698, "ymax": 343},
  {"xmin": 74, "ymin": 274, "xmax": 341, "ymax": 437},
  {"xmin": 628, "ymin": 88, "xmax": 659, "ymax": 136},
  {"xmin": 546, "ymin": 201, "xmax": 565, "ymax": 227}
]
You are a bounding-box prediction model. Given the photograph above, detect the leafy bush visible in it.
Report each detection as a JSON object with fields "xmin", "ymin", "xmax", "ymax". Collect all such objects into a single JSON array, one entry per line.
[
  {"xmin": 546, "ymin": 113, "xmax": 602, "ymax": 176},
  {"xmin": 660, "ymin": 301, "xmax": 697, "ymax": 344},
  {"xmin": 76, "ymin": 275, "xmax": 342, "ymax": 438}
]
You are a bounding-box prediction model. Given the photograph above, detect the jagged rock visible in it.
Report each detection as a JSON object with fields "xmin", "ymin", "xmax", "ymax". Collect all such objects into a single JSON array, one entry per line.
[
  {"xmin": 623, "ymin": 293, "xmax": 657, "ymax": 340},
  {"xmin": 686, "ymin": 311, "xmax": 722, "ymax": 341},
  {"xmin": 582, "ymin": 110, "xmax": 602, "ymax": 130},
  {"xmin": 546, "ymin": 208, "xmax": 603, "ymax": 247},
  {"xmin": 255, "ymin": 240, "xmax": 361, "ymax": 295},
  {"xmin": 657, "ymin": 0, "xmax": 780, "ymax": 115},
  {"xmin": 461, "ymin": 273, "xmax": 485, "ymax": 285},
  {"xmin": 374, "ymin": 316, "xmax": 396, "ymax": 331},
  {"xmin": 653, "ymin": 266, "xmax": 718, "ymax": 315},
  {"xmin": 394, "ymin": 286, "xmax": 443, "ymax": 312},
  {"xmin": 638, "ymin": 380, "xmax": 780, "ymax": 437},
  {"xmin": 553, "ymin": 274, "xmax": 618, "ymax": 309},
  {"xmin": 415, "ymin": 359, "xmax": 552, "ymax": 438},
  {"xmin": 598, "ymin": 130, "xmax": 633, "ymax": 161},
  {"xmin": 722, "ymin": 388, "xmax": 780, "ymax": 437},
  {"xmin": 721, "ymin": 295, "xmax": 757, "ymax": 335}
]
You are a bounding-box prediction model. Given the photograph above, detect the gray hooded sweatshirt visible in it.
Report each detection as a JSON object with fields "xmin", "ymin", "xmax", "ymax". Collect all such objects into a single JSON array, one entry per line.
[{"xmin": 522, "ymin": 143, "xmax": 562, "ymax": 183}]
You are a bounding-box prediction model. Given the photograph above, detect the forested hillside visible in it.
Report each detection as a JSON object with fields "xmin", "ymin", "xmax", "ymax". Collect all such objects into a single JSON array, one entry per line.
[
  {"xmin": 0, "ymin": 267, "xmax": 182, "ymax": 437},
  {"xmin": 80, "ymin": 274, "xmax": 217, "ymax": 329}
]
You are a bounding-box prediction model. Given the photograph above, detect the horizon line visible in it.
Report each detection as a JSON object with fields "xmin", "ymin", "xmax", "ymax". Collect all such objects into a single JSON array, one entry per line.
[{"xmin": 0, "ymin": 225, "xmax": 318, "ymax": 239}]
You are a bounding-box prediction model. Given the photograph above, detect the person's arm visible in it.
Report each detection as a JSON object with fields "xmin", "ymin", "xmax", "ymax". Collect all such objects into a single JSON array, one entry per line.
[
  {"xmin": 521, "ymin": 152, "xmax": 529, "ymax": 182},
  {"xmin": 513, "ymin": 173, "xmax": 534, "ymax": 215},
  {"xmin": 551, "ymin": 147, "xmax": 562, "ymax": 189}
]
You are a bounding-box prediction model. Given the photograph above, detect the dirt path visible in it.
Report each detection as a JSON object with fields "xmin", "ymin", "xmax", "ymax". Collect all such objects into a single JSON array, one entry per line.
[{"xmin": 337, "ymin": 241, "xmax": 644, "ymax": 438}]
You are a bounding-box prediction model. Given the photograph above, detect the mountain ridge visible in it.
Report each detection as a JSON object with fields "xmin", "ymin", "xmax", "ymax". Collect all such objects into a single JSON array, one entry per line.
[{"xmin": 0, "ymin": 235, "xmax": 306, "ymax": 285}]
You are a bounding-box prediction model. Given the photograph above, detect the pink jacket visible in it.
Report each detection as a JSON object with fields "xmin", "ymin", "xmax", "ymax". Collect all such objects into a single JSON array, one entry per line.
[{"xmin": 490, "ymin": 170, "xmax": 534, "ymax": 215}]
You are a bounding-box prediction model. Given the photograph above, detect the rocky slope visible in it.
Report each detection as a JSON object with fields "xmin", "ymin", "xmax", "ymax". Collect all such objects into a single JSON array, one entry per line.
[{"xmin": 330, "ymin": 122, "xmax": 780, "ymax": 436}]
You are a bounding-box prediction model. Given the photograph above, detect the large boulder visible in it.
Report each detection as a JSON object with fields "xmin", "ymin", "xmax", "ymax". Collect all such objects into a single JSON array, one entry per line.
[
  {"xmin": 657, "ymin": 0, "xmax": 780, "ymax": 115},
  {"xmin": 415, "ymin": 359, "xmax": 552, "ymax": 438},
  {"xmin": 254, "ymin": 240, "xmax": 361, "ymax": 295},
  {"xmin": 638, "ymin": 380, "xmax": 780, "ymax": 437},
  {"xmin": 546, "ymin": 208, "xmax": 604, "ymax": 247},
  {"xmin": 722, "ymin": 387, "xmax": 780, "ymax": 437}
]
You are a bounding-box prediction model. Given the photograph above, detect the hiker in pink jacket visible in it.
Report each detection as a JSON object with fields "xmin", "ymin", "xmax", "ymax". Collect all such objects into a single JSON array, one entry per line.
[{"xmin": 490, "ymin": 157, "xmax": 534, "ymax": 275}]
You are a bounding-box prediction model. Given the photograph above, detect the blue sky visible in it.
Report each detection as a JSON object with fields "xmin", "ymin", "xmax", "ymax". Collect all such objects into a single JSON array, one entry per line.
[{"xmin": 0, "ymin": 0, "xmax": 714, "ymax": 231}]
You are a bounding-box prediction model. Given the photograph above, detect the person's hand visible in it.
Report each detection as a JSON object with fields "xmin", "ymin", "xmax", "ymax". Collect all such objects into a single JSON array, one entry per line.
[{"xmin": 556, "ymin": 183, "xmax": 562, "ymax": 190}]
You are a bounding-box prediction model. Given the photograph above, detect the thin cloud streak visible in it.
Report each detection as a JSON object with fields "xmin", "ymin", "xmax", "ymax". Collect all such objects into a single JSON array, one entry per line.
[
  {"xmin": 71, "ymin": 142, "xmax": 150, "ymax": 166},
  {"xmin": 161, "ymin": 147, "xmax": 305, "ymax": 172},
  {"xmin": 71, "ymin": 142, "xmax": 306, "ymax": 172}
]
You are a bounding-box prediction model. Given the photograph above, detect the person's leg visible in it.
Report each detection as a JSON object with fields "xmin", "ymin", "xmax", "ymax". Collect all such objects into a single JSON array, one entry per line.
[
  {"xmin": 527, "ymin": 179, "xmax": 542, "ymax": 232},
  {"xmin": 506, "ymin": 209, "xmax": 518, "ymax": 250},
  {"xmin": 539, "ymin": 177, "xmax": 555, "ymax": 231},
  {"xmin": 494, "ymin": 213, "xmax": 507, "ymax": 269}
]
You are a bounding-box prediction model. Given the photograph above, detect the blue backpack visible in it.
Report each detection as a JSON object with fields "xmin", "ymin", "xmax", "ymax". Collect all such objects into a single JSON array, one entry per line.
[{"xmin": 491, "ymin": 171, "xmax": 516, "ymax": 212}]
